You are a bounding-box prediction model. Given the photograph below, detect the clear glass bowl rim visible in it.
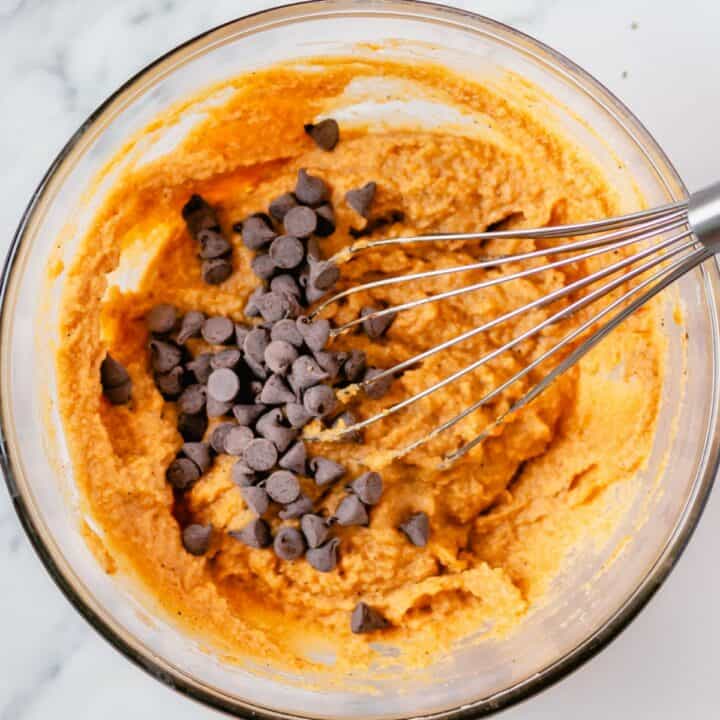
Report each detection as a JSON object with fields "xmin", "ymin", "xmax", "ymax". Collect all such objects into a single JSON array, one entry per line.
[{"xmin": 1, "ymin": 1, "xmax": 718, "ymax": 718}]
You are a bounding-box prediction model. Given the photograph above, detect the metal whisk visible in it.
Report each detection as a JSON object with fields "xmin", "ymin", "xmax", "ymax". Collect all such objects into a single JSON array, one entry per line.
[{"xmin": 308, "ymin": 182, "xmax": 720, "ymax": 467}]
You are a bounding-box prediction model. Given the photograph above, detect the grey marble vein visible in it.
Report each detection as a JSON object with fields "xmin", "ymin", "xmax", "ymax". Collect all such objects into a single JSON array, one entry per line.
[
  {"xmin": 0, "ymin": 619, "xmax": 87, "ymax": 720},
  {"xmin": 0, "ymin": 0, "xmax": 28, "ymax": 20}
]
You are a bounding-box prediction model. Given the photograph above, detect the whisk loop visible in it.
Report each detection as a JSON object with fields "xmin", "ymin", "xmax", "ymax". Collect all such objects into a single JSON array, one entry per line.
[{"xmin": 306, "ymin": 185, "xmax": 720, "ymax": 468}]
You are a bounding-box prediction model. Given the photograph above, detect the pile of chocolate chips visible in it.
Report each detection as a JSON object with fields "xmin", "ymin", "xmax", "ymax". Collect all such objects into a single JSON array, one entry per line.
[
  {"xmin": 144, "ymin": 295, "xmax": 391, "ymax": 564},
  {"xmin": 99, "ymin": 118, "xmax": 430, "ymax": 633},
  {"xmin": 181, "ymin": 195, "xmax": 234, "ymax": 285},
  {"xmin": 152, "ymin": 164, "xmax": 403, "ymax": 570}
]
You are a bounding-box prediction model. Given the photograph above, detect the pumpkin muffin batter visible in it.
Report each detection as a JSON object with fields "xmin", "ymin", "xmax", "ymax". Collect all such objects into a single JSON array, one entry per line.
[{"xmin": 55, "ymin": 56, "xmax": 664, "ymax": 671}]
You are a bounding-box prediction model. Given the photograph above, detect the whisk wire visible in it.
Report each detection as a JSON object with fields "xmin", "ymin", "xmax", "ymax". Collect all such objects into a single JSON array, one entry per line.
[
  {"xmin": 319, "ymin": 207, "xmax": 688, "ymax": 323},
  {"xmin": 355, "ymin": 227, "xmax": 693, "ymax": 387},
  {"xmin": 397, "ymin": 250, "xmax": 703, "ymax": 462},
  {"xmin": 440, "ymin": 247, "xmax": 710, "ymax": 466},
  {"xmin": 307, "ymin": 230, "xmax": 694, "ymax": 446},
  {"xmin": 304, "ymin": 183, "xmax": 720, "ymax": 467},
  {"xmin": 329, "ymin": 216, "xmax": 689, "ymax": 335},
  {"xmin": 333, "ymin": 201, "xmax": 688, "ymax": 259}
]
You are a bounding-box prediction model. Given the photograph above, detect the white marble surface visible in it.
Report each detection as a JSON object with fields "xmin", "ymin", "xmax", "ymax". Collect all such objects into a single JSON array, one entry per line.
[{"xmin": 2, "ymin": 0, "xmax": 720, "ymax": 717}]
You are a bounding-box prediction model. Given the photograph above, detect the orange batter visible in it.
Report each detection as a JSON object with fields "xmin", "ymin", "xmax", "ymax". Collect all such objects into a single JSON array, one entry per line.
[{"xmin": 55, "ymin": 57, "xmax": 664, "ymax": 671}]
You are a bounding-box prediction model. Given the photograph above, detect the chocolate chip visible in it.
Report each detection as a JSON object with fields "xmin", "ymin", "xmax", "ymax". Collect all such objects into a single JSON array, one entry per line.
[
  {"xmin": 167, "ymin": 457, "xmax": 200, "ymax": 490},
  {"xmin": 270, "ymin": 273, "xmax": 300, "ymax": 298},
  {"xmin": 266, "ymin": 470, "xmax": 300, "ymax": 504},
  {"xmin": 103, "ymin": 381, "xmax": 132, "ymax": 405},
  {"xmin": 290, "ymin": 355, "xmax": 328, "ymax": 392},
  {"xmin": 301, "ymin": 514, "xmax": 329, "ymax": 548},
  {"xmin": 283, "ymin": 206, "xmax": 317, "ymax": 238},
  {"xmin": 295, "ymin": 168, "xmax": 328, "ymax": 206},
  {"xmin": 308, "ymin": 258, "xmax": 340, "ymax": 291},
  {"xmin": 181, "ymin": 442, "xmax": 212, "ymax": 474},
  {"xmin": 235, "ymin": 323, "xmax": 250, "ymax": 347},
  {"xmin": 198, "ymin": 229, "xmax": 232, "ymax": 259},
  {"xmin": 271, "ymin": 317, "xmax": 304, "ymax": 347},
  {"xmin": 210, "ymin": 349, "xmax": 242, "ymax": 371},
  {"xmin": 361, "ymin": 306, "xmax": 396, "ymax": 339},
  {"xmin": 233, "ymin": 212, "xmax": 271, "ymax": 233},
  {"xmin": 251, "ymin": 253, "xmax": 276, "ymax": 281},
  {"xmin": 224, "ymin": 425, "xmax": 255, "ymax": 455},
  {"xmin": 296, "ymin": 317, "xmax": 330, "ymax": 352},
  {"xmin": 304, "ymin": 118, "xmax": 339, "ymax": 151},
  {"xmin": 146, "ymin": 304, "xmax": 177, "ymax": 334},
  {"xmin": 176, "ymin": 384, "xmax": 205, "ymax": 415},
  {"xmin": 202, "ymin": 316, "xmax": 235, "ymax": 345},
  {"xmin": 257, "ymin": 291, "xmax": 295, "ymax": 323},
  {"xmin": 243, "ymin": 327, "xmax": 269, "ymax": 364},
  {"xmin": 331, "ymin": 411, "xmax": 362, "ymax": 442},
  {"xmin": 177, "ymin": 412, "xmax": 208, "ymax": 442},
  {"xmin": 202, "ymin": 258, "xmax": 233, "ymax": 285},
  {"xmin": 349, "ymin": 472, "xmax": 383, "ymax": 505},
  {"xmin": 154, "ymin": 366, "xmax": 185, "ymax": 399},
  {"xmin": 345, "ymin": 182, "xmax": 377, "ymax": 218},
  {"xmin": 303, "ymin": 384, "xmax": 337, "ymax": 418},
  {"xmin": 307, "ymin": 537, "xmax": 340, "ymax": 572},
  {"xmin": 210, "ymin": 422, "xmax": 235, "ymax": 453},
  {"xmin": 231, "ymin": 518, "xmax": 271, "ymax": 549},
  {"xmin": 258, "ymin": 374, "xmax": 294, "ymax": 406},
  {"xmin": 335, "ymin": 494, "xmax": 368, "ymax": 526},
  {"xmin": 186, "ymin": 353, "xmax": 212, "ymax": 384},
  {"xmin": 206, "ymin": 396, "xmax": 233, "ymax": 418},
  {"xmin": 264, "ymin": 340, "xmax": 298, "ymax": 375},
  {"xmin": 269, "ymin": 192, "xmax": 298, "ymax": 222},
  {"xmin": 304, "ymin": 281, "xmax": 328, "ymax": 305},
  {"xmin": 273, "ymin": 526, "xmax": 306, "ymax": 561},
  {"xmin": 241, "ymin": 485, "xmax": 269, "ymax": 517},
  {"xmin": 150, "ymin": 340, "xmax": 182, "ymax": 373},
  {"xmin": 232, "ymin": 404, "xmax": 265, "ymax": 426},
  {"xmin": 285, "ymin": 402, "xmax": 311, "ymax": 429},
  {"xmin": 363, "ymin": 367, "xmax": 393, "ymax": 399},
  {"xmin": 279, "ymin": 494, "xmax": 313, "ymax": 520},
  {"xmin": 399, "ymin": 512, "xmax": 430, "ymax": 547},
  {"xmin": 256, "ymin": 407, "xmax": 297, "ymax": 452},
  {"xmin": 256, "ymin": 405, "xmax": 283, "ymax": 440},
  {"xmin": 314, "ymin": 203, "xmax": 336, "ymax": 237},
  {"xmin": 342, "ymin": 350, "xmax": 366, "ymax": 382},
  {"xmin": 241, "ymin": 215, "xmax": 276, "ymax": 250},
  {"xmin": 101, "ymin": 353, "xmax": 130, "ymax": 390},
  {"xmin": 182, "ymin": 195, "xmax": 219, "ymax": 238},
  {"xmin": 269, "ymin": 235, "xmax": 305, "ymax": 270},
  {"xmin": 177, "ymin": 311, "xmax": 206, "ymax": 344},
  {"xmin": 243, "ymin": 438, "xmax": 278, "ymax": 472},
  {"xmin": 309, "ymin": 457, "xmax": 345, "ymax": 486},
  {"xmin": 244, "ymin": 286, "xmax": 265, "ymax": 318},
  {"xmin": 207, "ymin": 368, "xmax": 240, "ymax": 403},
  {"xmin": 350, "ymin": 602, "xmax": 388, "ymax": 634},
  {"xmin": 231, "ymin": 459, "xmax": 257, "ymax": 487},
  {"xmin": 182, "ymin": 524, "xmax": 212, "ymax": 556},
  {"xmin": 313, "ymin": 351, "xmax": 341, "ymax": 382},
  {"xmin": 278, "ymin": 440, "xmax": 307, "ymax": 474},
  {"xmin": 243, "ymin": 357, "xmax": 265, "ymax": 381}
]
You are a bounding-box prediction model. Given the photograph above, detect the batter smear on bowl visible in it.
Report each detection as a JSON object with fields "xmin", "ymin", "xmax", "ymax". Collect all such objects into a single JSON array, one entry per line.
[{"xmin": 56, "ymin": 57, "xmax": 665, "ymax": 671}]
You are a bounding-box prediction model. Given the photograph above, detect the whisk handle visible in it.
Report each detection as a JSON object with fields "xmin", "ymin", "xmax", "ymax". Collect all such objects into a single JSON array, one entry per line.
[{"xmin": 689, "ymin": 181, "xmax": 720, "ymax": 252}]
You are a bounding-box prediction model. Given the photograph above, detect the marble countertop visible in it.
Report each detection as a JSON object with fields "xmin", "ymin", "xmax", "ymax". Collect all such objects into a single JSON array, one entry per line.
[{"xmin": 2, "ymin": 0, "xmax": 719, "ymax": 718}]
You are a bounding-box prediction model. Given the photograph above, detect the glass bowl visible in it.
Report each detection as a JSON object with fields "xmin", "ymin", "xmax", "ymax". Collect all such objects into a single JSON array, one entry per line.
[{"xmin": 2, "ymin": 1, "xmax": 719, "ymax": 718}]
